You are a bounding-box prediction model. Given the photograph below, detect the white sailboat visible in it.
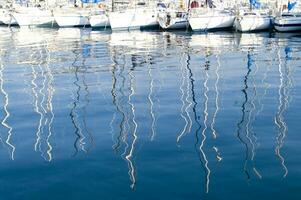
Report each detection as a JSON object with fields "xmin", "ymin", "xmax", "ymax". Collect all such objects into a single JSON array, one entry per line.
[
  {"xmin": 89, "ymin": 1, "xmax": 110, "ymax": 28},
  {"xmin": 109, "ymin": 0, "xmax": 159, "ymax": 31},
  {"xmin": 188, "ymin": 0, "xmax": 235, "ymax": 31},
  {"xmin": 90, "ymin": 10, "xmax": 110, "ymax": 28},
  {"xmin": 234, "ymin": 0, "xmax": 271, "ymax": 32},
  {"xmin": 13, "ymin": 6, "xmax": 55, "ymax": 27},
  {"xmin": 53, "ymin": 3, "xmax": 91, "ymax": 27},
  {"xmin": 157, "ymin": 0, "xmax": 189, "ymax": 30},
  {"xmin": 274, "ymin": 1, "xmax": 301, "ymax": 32},
  {"xmin": 0, "ymin": 2, "xmax": 17, "ymax": 25}
]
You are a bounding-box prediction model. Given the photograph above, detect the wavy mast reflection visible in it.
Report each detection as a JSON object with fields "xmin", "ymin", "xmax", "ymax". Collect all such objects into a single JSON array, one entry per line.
[
  {"xmin": 125, "ymin": 63, "xmax": 138, "ymax": 189},
  {"xmin": 201, "ymin": 53, "xmax": 211, "ymax": 193},
  {"xmin": 236, "ymin": 50, "xmax": 264, "ymax": 180},
  {"xmin": 110, "ymin": 51, "xmax": 127, "ymax": 153},
  {"xmin": 69, "ymin": 45, "xmax": 93, "ymax": 156},
  {"xmin": 236, "ymin": 50, "xmax": 252, "ymax": 180},
  {"xmin": 30, "ymin": 44, "xmax": 54, "ymax": 161},
  {"xmin": 147, "ymin": 54, "xmax": 157, "ymax": 141},
  {"xmin": 184, "ymin": 49, "xmax": 210, "ymax": 193},
  {"xmin": 0, "ymin": 53, "xmax": 15, "ymax": 160},
  {"xmin": 274, "ymin": 47, "xmax": 291, "ymax": 178},
  {"xmin": 177, "ymin": 50, "xmax": 191, "ymax": 144},
  {"xmin": 211, "ymin": 54, "xmax": 222, "ymax": 162}
]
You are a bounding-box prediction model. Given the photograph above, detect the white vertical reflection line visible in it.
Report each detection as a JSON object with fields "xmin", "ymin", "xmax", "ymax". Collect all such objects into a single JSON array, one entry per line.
[
  {"xmin": 210, "ymin": 55, "xmax": 219, "ymax": 140},
  {"xmin": 147, "ymin": 60, "xmax": 156, "ymax": 141},
  {"xmin": 211, "ymin": 54, "xmax": 222, "ymax": 162},
  {"xmin": 177, "ymin": 53, "xmax": 189, "ymax": 144},
  {"xmin": 31, "ymin": 58, "xmax": 43, "ymax": 152},
  {"xmin": 201, "ymin": 68, "xmax": 210, "ymax": 193},
  {"xmin": 0, "ymin": 60, "xmax": 15, "ymax": 160},
  {"xmin": 185, "ymin": 59, "xmax": 192, "ymax": 133},
  {"xmin": 45, "ymin": 44, "xmax": 54, "ymax": 162},
  {"xmin": 275, "ymin": 49, "xmax": 288, "ymax": 178},
  {"xmin": 125, "ymin": 70, "xmax": 138, "ymax": 189}
]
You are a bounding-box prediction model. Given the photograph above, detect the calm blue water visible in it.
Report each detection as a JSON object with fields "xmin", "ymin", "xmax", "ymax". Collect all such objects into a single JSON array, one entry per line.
[{"xmin": 0, "ymin": 27, "xmax": 300, "ymax": 200}]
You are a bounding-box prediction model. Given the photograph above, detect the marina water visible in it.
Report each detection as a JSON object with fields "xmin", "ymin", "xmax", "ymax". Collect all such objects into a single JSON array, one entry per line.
[{"xmin": 0, "ymin": 27, "xmax": 300, "ymax": 199}]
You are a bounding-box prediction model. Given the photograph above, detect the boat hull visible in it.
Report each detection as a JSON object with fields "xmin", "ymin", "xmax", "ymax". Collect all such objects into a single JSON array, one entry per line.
[
  {"xmin": 158, "ymin": 12, "xmax": 189, "ymax": 30},
  {"xmin": 90, "ymin": 14, "xmax": 110, "ymax": 28},
  {"xmin": 189, "ymin": 11, "xmax": 235, "ymax": 31},
  {"xmin": 54, "ymin": 9, "xmax": 90, "ymax": 27},
  {"xmin": 234, "ymin": 16, "xmax": 271, "ymax": 32},
  {"xmin": 0, "ymin": 9, "xmax": 18, "ymax": 25},
  {"xmin": 13, "ymin": 8, "xmax": 55, "ymax": 27},
  {"xmin": 274, "ymin": 16, "xmax": 301, "ymax": 32},
  {"xmin": 109, "ymin": 8, "xmax": 158, "ymax": 31}
]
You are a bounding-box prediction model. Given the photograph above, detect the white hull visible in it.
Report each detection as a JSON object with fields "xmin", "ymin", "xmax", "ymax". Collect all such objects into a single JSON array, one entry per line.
[
  {"xmin": 235, "ymin": 15, "xmax": 271, "ymax": 32},
  {"xmin": 189, "ymin": 10, "xmax": 235, "ymax": 31},
  {"xmin": 54, "ymin": 9, "xmax": 90, "ymax": 27},
  {"xmin": 158, "ymin": 11, "xmax": 189, "ymax": 30},
  {"xmin": 109, "ymin": 8, "xmax": 158, "ymax": 31},
  {"xmin": 274, "ymin": 15, "xmax": 301, "ymax": 32},
  {"xmin": 0, "ymin": 9, "xmax": 18, "ymax": 25},
  {"xmin": 90, "ymin": 14, "xmax": 110, "ymax": 28},
  {"xmin": 13, "ymin": 7, "xmax": 55, "ymax": 27}
]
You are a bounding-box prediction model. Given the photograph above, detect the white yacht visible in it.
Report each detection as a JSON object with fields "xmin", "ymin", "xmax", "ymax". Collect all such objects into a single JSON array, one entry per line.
[
  {"xmin": 53, "ymin": 6, "xmax": 91, "ymax": 27},
  {"xmin": 13, "ymin": 6, "xmax": 55, "ymax": 27},
  {"xmin": 234, "ymin": 10, "xmax": 271, "ymax": 32},
  {"xmin": 157, "ymin": 1, "xmax": 189, "ymax": 30},
  {"xmin": 188, "ymin": 1, "xmax": 235, "ymax": 31},
  {"xmin": 90, "ymin": 10, "xmax": 110, "ymax": 28},
  {"xmin": 274, "ymin": 12, "xmax": 301, "ymax": 32},
  {"xmin": 273, "ymin": 1, "xmax": 301, "ymax": 32},
  {"xmin": 0, "ymin": 6, "xmax": 17, "ymax": 25},
  {"xmin": 109, "ymin": 1, "xmax": 159, "ymax": 31}
]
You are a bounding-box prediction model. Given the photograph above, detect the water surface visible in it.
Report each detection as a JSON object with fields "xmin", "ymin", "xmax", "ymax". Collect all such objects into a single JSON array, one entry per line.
[{"xmin": 0, "ymin": 27, "xmax": 301, "ymax": 199}]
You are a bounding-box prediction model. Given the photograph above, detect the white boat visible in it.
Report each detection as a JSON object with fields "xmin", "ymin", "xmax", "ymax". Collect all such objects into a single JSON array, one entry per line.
[
  {"xmin": 234, "ymin": 10, "xmax": 271, "ymax": 32},
  {"xmin": 53, "ymin": 7, "xmax": 91, "ymax": 27},
  {"xmin": 90, "ymin": 11, "xmax": 110, "ymax": 28},
  {"xmin": 189, "ymin": 8, "xmax": 235, "ymax": 31},
  {"xmin": 273, "ymin": 1, "xmax": 301, "ymax": 32},
  {"xmin": 274, "ymin": 13, "xmax": 301, "ymax": 32},
  {"xmin": 109, "ymin": 1, "xmax": 158, "ymax": 31},
  {"xmin": 158, "ymin": 10, "xmax": 189, "ymax": 30},
  {"xmin": 157, "ymin": 1, "xmax": 189, "ymax": 30},
  {"xmin": 0, "ymin": 7, "xmax": 17, "ymax": 25},
  {"xmin": 188, "ymin": 1, "xmax": 235, "ymax": 31},
  {"xmin": 13, "ymin": 6, "xmax": 55, "ymax": 27}
]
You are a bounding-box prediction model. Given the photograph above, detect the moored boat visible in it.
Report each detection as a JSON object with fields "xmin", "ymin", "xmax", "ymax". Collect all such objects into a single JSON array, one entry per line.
[
  {"xmin": 13, "ymin": 6, "xmax": 55, "ymax": 27},
  {"xmin": 109, "ymin": 1, "xmax": 158, "ymax": 31},
  {"xmin": 274, "ymin": 13, "xmax": 301, "ymax": 32},
  {"xmin": 90, "ymin": 11, "xmax": 110, "ymax": 28},
  {"xmin": 234, "ymin": 11, "xmax": 271, "ymax": 32},
  {"xmin": 188, "ymin": 0, "xmax": 235, "ymax": 32},
  {"xmin": 273, "ymin": 1, "xmax": 301, "ymax": 32},
  {"xmin": 53, "ymin": 6, "xmax": 91, "ymax": 27},
  {"xmin": 157, "ymin": 1, "xmax": 189, "ymax": 30},
  {"xmin": 0, "ymin": 6, "xmax": 17, "ymax": 25}
]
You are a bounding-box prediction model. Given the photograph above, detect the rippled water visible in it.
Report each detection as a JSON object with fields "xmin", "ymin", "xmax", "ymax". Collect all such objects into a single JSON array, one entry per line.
[{"xmin": 0, "ymin": 27, "xmax": 300, "ymax": 199}]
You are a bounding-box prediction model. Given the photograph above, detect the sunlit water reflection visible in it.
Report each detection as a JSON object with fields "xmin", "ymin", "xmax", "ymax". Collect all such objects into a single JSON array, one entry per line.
[{"xmin": 0, "ymin": 27, "xmax": 301, "ymax": 200}]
